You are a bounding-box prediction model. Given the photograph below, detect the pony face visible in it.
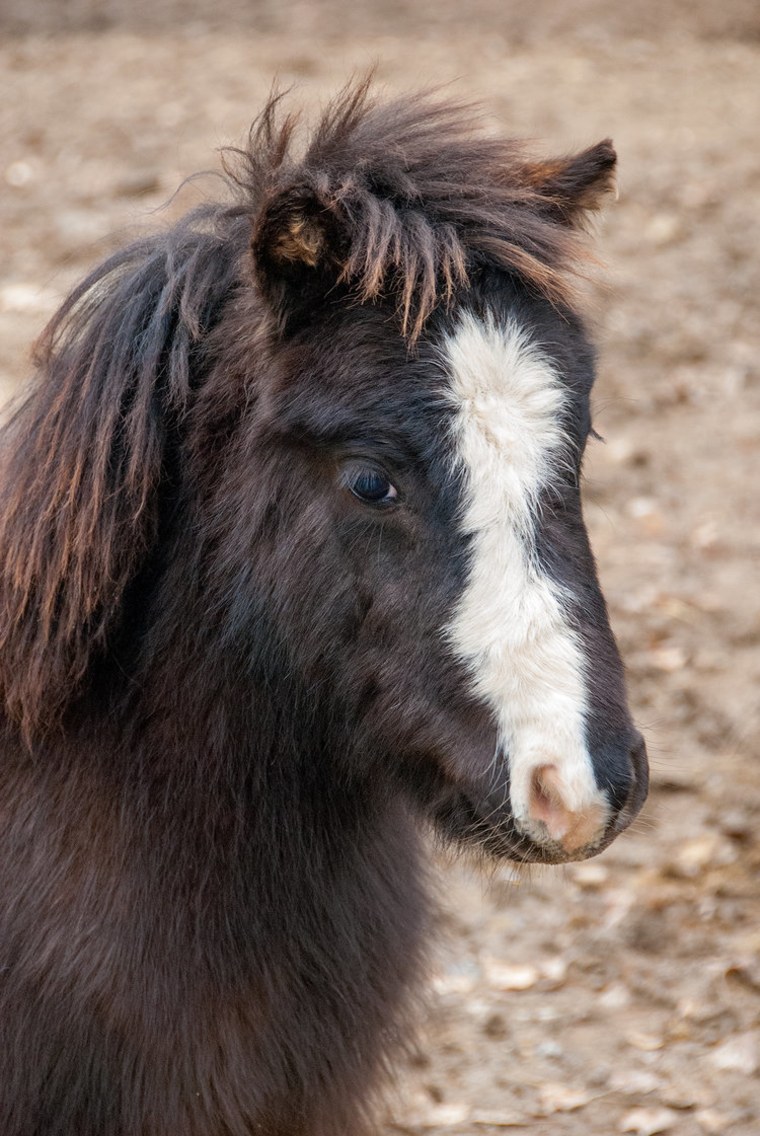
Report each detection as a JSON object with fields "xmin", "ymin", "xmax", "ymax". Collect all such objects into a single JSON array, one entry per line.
[
  {"xmin": 222, "ymin": 276, "xmax": 646, "ymax": 864},
  {"xmin": 0, "ymin": 82, "xmax": 647, "ymax": 870},
  {"xmin": 225, "ymin": 84, "xmax": 650, "ymax": 862}
]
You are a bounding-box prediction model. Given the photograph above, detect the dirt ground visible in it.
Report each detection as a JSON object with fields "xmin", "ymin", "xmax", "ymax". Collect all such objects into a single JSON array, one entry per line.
[{"xmin": 1, "ymin": 3, "xmax": 759, "ymax": 1134}]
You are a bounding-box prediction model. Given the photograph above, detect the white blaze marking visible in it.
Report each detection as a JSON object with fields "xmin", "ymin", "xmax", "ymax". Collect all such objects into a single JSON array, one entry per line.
[{"xmin": 442, "ymin": 312, "xmax": 608, "ymax": 849}]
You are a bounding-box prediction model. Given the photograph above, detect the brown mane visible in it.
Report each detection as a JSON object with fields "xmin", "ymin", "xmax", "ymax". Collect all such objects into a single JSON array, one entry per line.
[{"xmin": 236, "ymin": 78, "xmax": 615, "ymax": 340}]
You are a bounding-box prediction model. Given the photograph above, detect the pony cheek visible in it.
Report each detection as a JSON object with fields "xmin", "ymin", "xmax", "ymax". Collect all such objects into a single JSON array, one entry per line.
[{"xmin": 344, "ymin": 642, "xmax": 497, "ymax": 790}]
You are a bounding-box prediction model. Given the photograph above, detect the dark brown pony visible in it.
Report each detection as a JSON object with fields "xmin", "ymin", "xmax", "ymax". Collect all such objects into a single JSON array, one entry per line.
[{"xmin": 0, "ymin": 81, "xmax": 647, "ymax": 1136}]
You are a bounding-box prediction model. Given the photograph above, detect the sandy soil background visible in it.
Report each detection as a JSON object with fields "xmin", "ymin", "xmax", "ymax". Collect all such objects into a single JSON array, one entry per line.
[{"xmin": 1, "ymin": 2, "xmax": 759, "ymax": 1133}]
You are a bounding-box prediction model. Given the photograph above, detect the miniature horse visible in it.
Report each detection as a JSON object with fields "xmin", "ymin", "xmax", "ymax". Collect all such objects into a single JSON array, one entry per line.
[{"xmin": 0, "ymin": 81, "xmax": 648, "ymax": 1136}]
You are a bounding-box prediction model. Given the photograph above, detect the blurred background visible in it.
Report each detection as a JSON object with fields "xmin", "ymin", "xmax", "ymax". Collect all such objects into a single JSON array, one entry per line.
[{"xmin": 1, "ymin": 2, "xmax": 759, "ymax": 1133}]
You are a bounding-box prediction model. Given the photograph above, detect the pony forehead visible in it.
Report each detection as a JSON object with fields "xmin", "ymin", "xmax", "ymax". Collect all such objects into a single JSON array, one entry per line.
[
  {"xmin": 440, "ymin": 311, "xmax": 572, "ymax": 491},
  {"xmin": 442, "ymin": 311, "xmax": 568, "ymax": 415}
]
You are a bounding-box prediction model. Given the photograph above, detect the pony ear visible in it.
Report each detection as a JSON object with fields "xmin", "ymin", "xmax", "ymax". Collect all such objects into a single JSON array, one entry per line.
[
  {"xmin": 251, "ymin": 184, "xmax": 347, "ymax": 331},
  {"xmin": 524, "ymin": 140, "xmax": 617, "ymax": 226},
  {"xmin": 255, "ymin": 187, "xmax": 331, "ymax": 269}
]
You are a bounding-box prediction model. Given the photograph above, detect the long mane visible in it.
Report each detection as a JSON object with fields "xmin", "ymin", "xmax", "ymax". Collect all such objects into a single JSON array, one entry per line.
[{"xmin": 0, "ymin": 207, "xmax": 246, "ymax": 740}]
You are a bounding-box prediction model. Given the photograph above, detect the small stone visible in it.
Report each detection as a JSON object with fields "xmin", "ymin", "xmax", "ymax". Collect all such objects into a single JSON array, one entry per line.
[
  {"xmin": 626, "ymin": 497, "xmax": 664, "ymax": 536},
  {"xmin": 538, "ymin": 1083, "xmax": 595, "ymax": 1113},
  {"xmin": 668, "ymin": 834, "xmax": 736, "ymax": 879},
  {"xmin": 540, "ymin": 957, "xmax": 568, "ymax": 987},
  {"xmin": 609, "ymin": 1068, "xmax": 661, "ymax": 1095},
  {"xmin": 605, "ymin": 438, "xmax": 648, "ymax": 466},
  {"xmin": 424, "ymin": 1101, "xmax": 470, "ymax": 1126},
  {"xmin": 431, "ymin": 960, "xmax": 479, "ymax": 995},
  {"xmin": 661, "ymin": 1085, "xmax": 701, "ymax": 1110},
  {"xmin": 649, "ymin": 646, "xmax": 687, "ymax": 673},
  {"xmin": 403, "ymin": 1099, "xmax": 471, "ymax": 1128},
  {"xmin": 470, "ymin": 1108, "xmax": 529, "ymax": 1127},
  {"xmin": 628, "ymin": 497, "xmax": 657, "ymax": 518},
  {"xmin": 709, "ymin": 1032, "xmax": 760, "ymax": 1076},
  {"xmin": 572, "ymin": 863, "xmax": 610, "ymax": 889},
  {"xmin": 598, "ymin": 983, "xmax": 631, "ymax": 1010},
  {"xmin": 619, "ymin": 1106, "xmax": 679, "ymax": 1134},
  {"xmin": 645, "ymin": 213, "xmax": 683, "ymax": 246},
  {"xmin": 691, "ymin": 520, "xmax": 719, "ymax": 549},
  {"xmin": 535, "ymin": 1038, "xmax": 564, "ymax": 1060},
  {"xmin": 626, "ymin": 1031, "xmax": 665, "ymax": 1052},
  {"xmin": 484, "ymin": 960, "xmax": 540, "ymax": 991},
  {"xmin": 4, "ymin": 159, "xmax": 34, "ymax": 187},
  {"xmin": 696, "ymin": 1109, "xmax": 731, "ymax": 1134}
]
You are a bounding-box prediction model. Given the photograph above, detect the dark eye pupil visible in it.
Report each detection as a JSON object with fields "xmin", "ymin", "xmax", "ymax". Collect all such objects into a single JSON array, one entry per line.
[{"xmin": 349, "ymin": 468, "xmax": 396, "ymax": 504}]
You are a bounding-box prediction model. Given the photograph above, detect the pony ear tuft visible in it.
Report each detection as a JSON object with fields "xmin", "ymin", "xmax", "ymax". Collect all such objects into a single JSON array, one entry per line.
[
  {"xmin": 268, "ymin": 206, "xmax": 327, "ymax": 269},
  {"xmin": 252, "ymin": 185, "xmax": 341, "ymax": 274},
  {"xmin": 251, "ymin": 184, "xmax": 347, "ymax": 332},
  {"xmin": 525, "ymin": 140, "xmax": 617, "ymax": 226}
]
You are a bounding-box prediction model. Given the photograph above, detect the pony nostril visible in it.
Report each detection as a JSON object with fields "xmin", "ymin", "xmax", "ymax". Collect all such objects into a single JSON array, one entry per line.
[
  {"xmin": 528, "ymin": 765, "xmax": 566, "ymax": 834},
  {"xmin": 606, "ymin": 733, "xmax": 649, "ymax": 836},
  {"xmin": 630, "ymin": 732, "xmax": 648, "ymax": 776},
  {"xmin": 621, "ymin": 732, "xmax": 649, "ymax": 823},
  {"xmin": 525, "ymin": 763, "xmax": 609, "ymax": 853}
]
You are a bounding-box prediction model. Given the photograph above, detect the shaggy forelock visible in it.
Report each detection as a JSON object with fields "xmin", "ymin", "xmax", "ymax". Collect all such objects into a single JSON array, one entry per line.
[{"xmin": 227, "ymin": 77, "xmax": 591, "ymax": 340}]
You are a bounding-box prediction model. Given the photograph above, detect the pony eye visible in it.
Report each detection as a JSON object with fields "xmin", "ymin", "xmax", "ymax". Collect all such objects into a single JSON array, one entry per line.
[{"xmin": 343, "ymin": 465, "xmax": 398, "ymax": 506}]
